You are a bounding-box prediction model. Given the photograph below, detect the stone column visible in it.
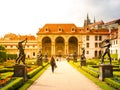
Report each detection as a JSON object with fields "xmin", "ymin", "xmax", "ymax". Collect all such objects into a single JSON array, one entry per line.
[
  {"xmin": 65, "ymin": 42, "xmax": 68, "ymax": 56},
  {"xmin": 51, "ymin": 42, "xmax": 55, "ymax": 56}
]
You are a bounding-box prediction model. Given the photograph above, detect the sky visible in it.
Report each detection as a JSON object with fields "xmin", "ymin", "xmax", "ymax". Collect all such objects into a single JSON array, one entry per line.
[{"xmin": 0, "ymin": 0, "xmax": 120, "ymax": 37}]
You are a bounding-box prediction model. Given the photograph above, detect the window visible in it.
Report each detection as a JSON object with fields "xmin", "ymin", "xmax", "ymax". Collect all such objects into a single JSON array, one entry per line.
[
  {"xmin": 87, "ymin": 28, "xmax": 89, "ymax": 31},
  {"xmin": 45, "ymin": 27, "xmax": 49, "ymax": 32},
  {"xmin": 86, "ymin": 51, "xmax": 89, "ymax": 54},
  {"xmin": 94, "ymin": 51, "xmax": 97, "ymax": 57},
  {"xmin": 58, "ymin": 27, "xmax": 62, "ymax": 32},
  {"xmin": 10, "ymin": 45, "xmax": 13, "ymax": 48},
  {"xmin": 95, "ymin": 36, "xmax": 98, "ymax": 41},
  {"xmin": 86, "ymin": 35, "xmax": 89, "ymax": 41},
  {"xmin": 99, "ymin": 36, "xmax": 101, "ymax": 40},
  {"xmin": 99, "ymin": 43, "xmax": 102, "ymax": 48},
  {"xmin": 86, "ymin": 43, "xmax": 89, "ymax": 48},
  {"xmin": 33, "ymin": 52, "xmax": 35, "ymax": 56},
  {"xmin": 71, "ymin": 27, "xmax": 75, "ymax": 32},
  {"xmin": 99, "ymin": 50, "xmax": 102, "ymax": 57},
  {"xmin": 95, "ymin": 43, "xmax": 98, "ymax": 48}
]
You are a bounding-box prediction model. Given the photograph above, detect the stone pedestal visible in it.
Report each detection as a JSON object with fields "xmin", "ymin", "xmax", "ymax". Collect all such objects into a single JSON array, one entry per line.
[
  {"xmin": 99, "ymin": 64, "xmax": 113, "ymax": 81},
  {"xmin": 37, "ymin": 60, "xmax": 43, "ymax": 66},
  {"xmin": 80, "ymin": 60, "xmax": 86, "ymax": 67},
  {"xmin": 14, "ymin": 64, "xmax": 27, "ymax": 81}
]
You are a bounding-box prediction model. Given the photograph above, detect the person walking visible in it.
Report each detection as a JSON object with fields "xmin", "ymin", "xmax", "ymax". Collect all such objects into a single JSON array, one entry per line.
[{"xmin": 50, "ymin": 56, "xmax": 57, "ymax": 73}]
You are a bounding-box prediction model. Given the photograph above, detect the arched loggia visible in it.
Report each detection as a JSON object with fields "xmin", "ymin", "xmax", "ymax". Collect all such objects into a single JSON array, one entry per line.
[
  {"xmin": 42, "ymin": 37, "xmax": 51, "ymax": 56},
  {"xmin": 55, "ymin": 37, "xmax": 65, "ymax": 56},
  {"xmin": 68, "ymin": 37, "xmax": 78, "ymax": 55}
]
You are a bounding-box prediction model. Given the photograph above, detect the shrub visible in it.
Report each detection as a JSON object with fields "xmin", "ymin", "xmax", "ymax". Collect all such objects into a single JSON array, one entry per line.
[
  {"xmin": 0, "ymin": 51, "xmax": 6, "ymax": 62},
  {"xmin": 86, "ymin": 61, "xmax": 97, "ymax": 65},
  {"xmin": 113, "ymin": 72, "xmax": 120, "ymax": 77},
  {"xmin": 105, "ymin": 78, "xmax": 120, "ymax": 90}
]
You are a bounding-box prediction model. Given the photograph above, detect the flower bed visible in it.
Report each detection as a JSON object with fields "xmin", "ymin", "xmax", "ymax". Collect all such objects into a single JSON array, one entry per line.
[{"xmin": 1, "ymin": 77, "xmax": 24, "ymax": 90}]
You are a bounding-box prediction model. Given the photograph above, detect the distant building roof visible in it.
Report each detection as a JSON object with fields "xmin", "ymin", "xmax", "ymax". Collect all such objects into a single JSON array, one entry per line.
[
  {"xmin": 105, "ymin": 18, "xmax": 120, "ymax": 25},
  {"xmin": 3, "ymin": 33, "xmax": 36, "ymax": 40},
  {"xmin": 88, "ymin": 20, "xmax": 104, "ymax": 28}
]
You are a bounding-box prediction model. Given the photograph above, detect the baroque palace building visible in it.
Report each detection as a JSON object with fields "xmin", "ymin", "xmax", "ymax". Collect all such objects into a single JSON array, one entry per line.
[
  {"xmin": 0, "ymin": 16, "xmax": 120, "ymax": 59},
  {"xmin": 0, "ymin": 33, "xmax": 37, "ymax": 59},
  {"xmin": 37, "ymin": 23, "xmax": 109, "ymax": 58}
]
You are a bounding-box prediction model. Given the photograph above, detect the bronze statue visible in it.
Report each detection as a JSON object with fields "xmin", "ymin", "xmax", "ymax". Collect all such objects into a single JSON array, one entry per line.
[
  {"xmin": 100, "ymin": 39, "xmax": 112, "ymax": 64},
  {"xmin": 16, "ymin": 38, "xmax": 27, "ymax": 64},
  {"xmin": 37, "ymin": 49, "xmax": 43, "ymax": 66},
  {"xmin": 81, "ymin": 48, "xmax": 86, "ymax": 61},
  {"xmin": 73, "ymin": 51, "xmax": 77, "ymax": 62}
]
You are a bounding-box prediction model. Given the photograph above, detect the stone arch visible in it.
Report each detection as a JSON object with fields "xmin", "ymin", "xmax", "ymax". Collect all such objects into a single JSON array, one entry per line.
[
  {"xmin": 68, "ymin": 36, "xmax": 78, "ymax": 55},
  {"xmin": 42, "ymin": 37, "xmax": 51, "ymax": 56},
  {"xmin": 55, "ymin": 36, "xmax": 65, "ymax": 56}
]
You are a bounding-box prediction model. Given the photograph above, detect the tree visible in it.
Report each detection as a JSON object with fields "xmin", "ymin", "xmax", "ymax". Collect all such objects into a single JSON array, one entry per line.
[
  {"xmin": 0, "ymin": 44, "xmax": 6, "ymax": 62},
  {"xmin": 0, "ymin": 44, "xmax": 5, "ymax": 51}
]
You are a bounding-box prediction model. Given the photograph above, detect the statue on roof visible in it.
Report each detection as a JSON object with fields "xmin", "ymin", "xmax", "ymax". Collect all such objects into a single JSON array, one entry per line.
[
  {"xmin": 16, "ymin": 38, "xmax": 27, "ymax": 64},
  {"xmin": 100, "ymin": 39, "xmax": 112, "ymax": 64}
]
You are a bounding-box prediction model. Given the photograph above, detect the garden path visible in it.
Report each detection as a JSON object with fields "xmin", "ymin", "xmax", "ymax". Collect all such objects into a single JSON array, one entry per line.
[{"xmin": 27, "ymin": 58, "xmax": 102, "ymax": 90}]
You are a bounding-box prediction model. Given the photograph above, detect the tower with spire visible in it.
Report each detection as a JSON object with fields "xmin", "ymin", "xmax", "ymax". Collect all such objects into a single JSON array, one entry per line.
[
  {"xmin": 84, "ymin": 13, "xmax": 91, "ymax": 27},
  {"xmin": 84, "ymin": 13, "xmax": 91, "ymax": 31}
]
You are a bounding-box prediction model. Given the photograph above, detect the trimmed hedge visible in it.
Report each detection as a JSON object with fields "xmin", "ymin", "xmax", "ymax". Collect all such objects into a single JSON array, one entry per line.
[
  {"xmin": 82, "ymin": 66, "xmax": 99, "ymax": 78},
  {"xmin": 105, "ymin": 78, "xmax": 120, "ymax": 90},
  {"xmin": 27, "ymin": 66, "xmax": 42, "ymax": 79},
  {"xmin": 0, "ymin": 68, "xmax": 13, "ymax": 73},
  {"xmin": 6, "ymin": 54, "xmax": 17, "ymax": 60},
  {"xmin": 1, "ymin": 77, "xmax": 24, "ymax": 90}
]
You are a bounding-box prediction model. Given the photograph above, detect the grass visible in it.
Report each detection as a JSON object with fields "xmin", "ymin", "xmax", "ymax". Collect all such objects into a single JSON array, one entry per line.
[
  {"xmin": 69, "ymin": 61, "xmax": 114, "ymax": 90},
  {"xmin": 18, "ymin": 63, "xmax": 50, "ymax": 90}
]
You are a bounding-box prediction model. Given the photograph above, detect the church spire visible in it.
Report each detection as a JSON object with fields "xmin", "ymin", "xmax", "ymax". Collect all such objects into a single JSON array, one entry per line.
[
  {"xmin": 84, "ymin": 13, "xmax": 91, "ymax": 31},
  {"xmin": 94, "ymin": 16, "xmax": 96, "ymax": 23},
  {"xmin": 87, "ymin": 13, "xmax": 89, "ymax": 21},
  {"xmin": 87, "ymin": 13, "xmax": 90, "ymax": 25}
]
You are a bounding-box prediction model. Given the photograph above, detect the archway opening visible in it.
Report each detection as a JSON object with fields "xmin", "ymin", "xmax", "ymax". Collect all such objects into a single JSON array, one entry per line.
[
  {"xmin": 55, "ymin": 37, "xmax": 65, "ymax": 57},
  {"xmin": 68, "ymin": 37, "xmax": 78, "ymax": 55},
  {"xmin": 42, "ymin": 37, "xmax": 51, "ymax": 56}
]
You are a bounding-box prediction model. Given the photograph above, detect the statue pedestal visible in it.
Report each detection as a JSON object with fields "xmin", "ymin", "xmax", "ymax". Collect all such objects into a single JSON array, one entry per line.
[
  {"xmin": 37, "ymin": 60, "xmax": 43, "ymax": 66},
  {"xmin": 14, "ymin": 64, "xmax": 27, "ymax": 81},
  {"xmin": 44, "ymin": 58, "xmax": 48, "ymax": 62},
  {"xmin": 80, "ymin": 60, "xmax": 86, "ymax": 67},
  {"xmin": 99, "ymin": 64, "xmax": 113, "ymax": 81}
]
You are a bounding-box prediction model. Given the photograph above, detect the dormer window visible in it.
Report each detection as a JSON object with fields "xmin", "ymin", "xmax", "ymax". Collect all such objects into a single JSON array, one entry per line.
[
  {"xmin": 45, "ymin": 27, "xmax": 49, "ymax": 32},
  {"xmin": 58, "ymin": 27, "xmax": 62, "ymax": 32},
  {"xmin": 71, "ymin": 27, "xmax": 75, "ymax": 32}
]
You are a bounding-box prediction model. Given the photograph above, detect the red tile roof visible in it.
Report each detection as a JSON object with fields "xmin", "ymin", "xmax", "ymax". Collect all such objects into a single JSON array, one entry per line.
[
  {"xmin": 37, "ymin": 23, "xmax": 110, "ymax": 35},
  {"xmin": 37, "ymin": 23, "xmax": 80, "ymax": 34}
]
